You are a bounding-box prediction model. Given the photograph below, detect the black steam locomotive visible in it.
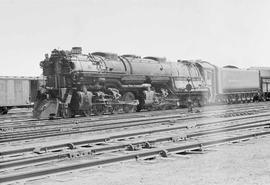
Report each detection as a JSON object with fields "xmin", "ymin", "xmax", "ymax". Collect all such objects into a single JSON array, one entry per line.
[{"xmin": 33, "ymin": 47, "xmax": 209, "ymax": 118}]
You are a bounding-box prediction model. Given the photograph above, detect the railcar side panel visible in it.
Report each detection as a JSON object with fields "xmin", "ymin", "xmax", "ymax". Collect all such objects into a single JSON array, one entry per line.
[
  {"xmin": 217, "ymin": 68, "xmax": 260, "ymax": 94},
  {"xmin": 0, "ymin": 78, "xmax": 31, "ymax": 107},
  {"xmin": 249, "ymin": 67, "xmax": 270, "ymax": 99},
  {"xmin": 0, "ymin": 79, "xmax": 7, "ymax": 105},
  {"xmin": 0, "ymin": 77, "xmax": 43, "ymax": 114},
  {"xmin": 262, "ymin": 79, "xmax": 270, "ymax": 93}
]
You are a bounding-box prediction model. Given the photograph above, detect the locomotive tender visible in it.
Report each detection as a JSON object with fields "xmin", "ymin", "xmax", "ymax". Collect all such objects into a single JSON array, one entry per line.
[
  {"xmin": 33, "ymin": 47, "xmax": 265, "ymax": 119},
  {"xmin": 197, "ymin": 61, "xmax": 260, "ymax": 104}
]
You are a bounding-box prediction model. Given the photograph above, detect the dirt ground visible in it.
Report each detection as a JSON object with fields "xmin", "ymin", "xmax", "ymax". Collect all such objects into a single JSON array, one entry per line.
[{"xmin": 18, "ymin": 135, "xmax": 270, "ymax": 185}]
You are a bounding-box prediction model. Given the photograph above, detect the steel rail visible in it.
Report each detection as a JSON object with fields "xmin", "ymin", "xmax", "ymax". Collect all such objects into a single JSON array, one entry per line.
[
  {"xmin": 1, "ymin": 104, "xmax": 269, "ymax": 139},
  {"xmin": 1, "ymin": 119, "xmax": 270, "ymax": 169},
  {"xmin": 0, "ymin": 112, "xmax": 199, "ymax": 136},
  {"xmin": 1, "ymin": 102, "xmax": 268, "ymax": 128},
  {"xmin": 1, "ymin": 104, "xmax": 265, "ymax": 132},
  {"xmin": 1, "ymin": 108, "xmax": 270, "ymax": 144},
  {"xmin": 0, "ymin": 110, "xmax": 268, "ymax": 143},
  {"xmin": 0, "ymin": 109, "xmax": 189, "ymax": 129},
  {"xmin": 1, "ymin": 114, "xmax": 269, "ymax": 157},
  {"xmin": 0, "ymin": 115, "xmax": 198, "ymax": 141},
  {"xmin": 1, "ymin": 130, "xmax": 270, "ymax": 183}
]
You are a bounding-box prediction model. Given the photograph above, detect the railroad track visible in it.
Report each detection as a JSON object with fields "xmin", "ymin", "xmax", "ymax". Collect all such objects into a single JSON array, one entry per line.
[
  {"xmin": 0, "ymin": 112, "xmax": 32, "ymax": 122},
  {"xmin": 0, "ymin": 103, "xmax": 269, "ymax": 144},
  {"xmin": 1, "ymin": 102, "xmax": 269, "ymax": 131},
  {"xmin": 1, "ymin": 111, "xmax": 269, "ymax": 155},
  {"xmin": 1, "ymin": 110, "xmax": 270, "ymax": 183},
  {"xmin": 0, "ymin": 101, "xmax": 268, "ymax": 127}
]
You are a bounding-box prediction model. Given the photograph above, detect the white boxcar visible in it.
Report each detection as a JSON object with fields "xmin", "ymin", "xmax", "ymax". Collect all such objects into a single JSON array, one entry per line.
[
  {"xmin": 217, "ymin": 67, "xmax": 260, "ymax": 94},
  {"xmin": 0, "ymin": 76, "xmax": 43, "ymax": 114}
]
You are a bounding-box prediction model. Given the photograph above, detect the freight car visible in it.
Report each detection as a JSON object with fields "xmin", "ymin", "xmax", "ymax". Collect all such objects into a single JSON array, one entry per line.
[
  {"xmin": 33, "ymin": 47, "xmax": 209, "ymax": 119},
  {"xmin": 196, "ymin": 61, "xmax": 261, "ymax": 103},
  {"xmin": 248, "ymin": 67, "xmax": 270, "ymax": 100},
  {"xmin": 0, "ymin": 76, "xmax": 44, "ymax": 114}
]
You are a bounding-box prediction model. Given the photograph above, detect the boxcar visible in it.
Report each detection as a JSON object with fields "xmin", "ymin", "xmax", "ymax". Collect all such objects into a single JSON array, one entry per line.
[
  {"xmin": 249, "ymin": 67, "xmax": 270, "ymax": 100},
  {"xmin": 0, "ymin": 76, "xmax": 44, "ymax": 114}
]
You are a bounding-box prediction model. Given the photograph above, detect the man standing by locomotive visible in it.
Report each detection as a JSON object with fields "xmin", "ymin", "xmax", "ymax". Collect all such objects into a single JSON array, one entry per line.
[{"xmin": 186, "ymin": 80, "xmax": 193, "ymax": 113}]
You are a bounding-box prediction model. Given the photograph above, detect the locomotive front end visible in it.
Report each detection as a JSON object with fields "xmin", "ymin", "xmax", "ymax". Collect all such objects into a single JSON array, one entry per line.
[
  {"xmin": 33, "ymin": 47, "xmax": 138, "ymax": 119},
  {"xmin": 33, "ymin": 47, "xmax": 97, "ymax": 119}
]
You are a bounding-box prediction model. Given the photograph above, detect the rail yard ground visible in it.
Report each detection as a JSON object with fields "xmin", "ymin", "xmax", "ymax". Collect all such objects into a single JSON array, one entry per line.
[
  {"xmin": 24, "ymin": 134, "xmax": 270, "ymax": 185},
  {"xmin": 1, "ymin": 102, "xmax": 270, "ymax": 185}
]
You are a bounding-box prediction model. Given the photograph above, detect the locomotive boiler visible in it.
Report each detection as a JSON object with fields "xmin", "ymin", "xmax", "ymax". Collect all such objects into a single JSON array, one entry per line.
[{"xmin": 33, "ymin": 47, "xmax": 209, "ymax": 118}]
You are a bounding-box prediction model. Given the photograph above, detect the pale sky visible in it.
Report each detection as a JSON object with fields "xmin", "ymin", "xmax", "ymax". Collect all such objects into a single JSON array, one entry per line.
[{"xmin": 0, "ymin": 0, "xmax": 270, "ymax": 76}]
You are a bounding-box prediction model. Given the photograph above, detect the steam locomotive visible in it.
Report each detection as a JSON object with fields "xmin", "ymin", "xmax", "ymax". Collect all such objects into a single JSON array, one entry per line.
[
  {"xmin": 33, "ymin": 47, "xmax": 209, "ymax": 118},
  {"xmin": 33, "ymin": 47, "xmax": 268, "ymax": 119}
]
